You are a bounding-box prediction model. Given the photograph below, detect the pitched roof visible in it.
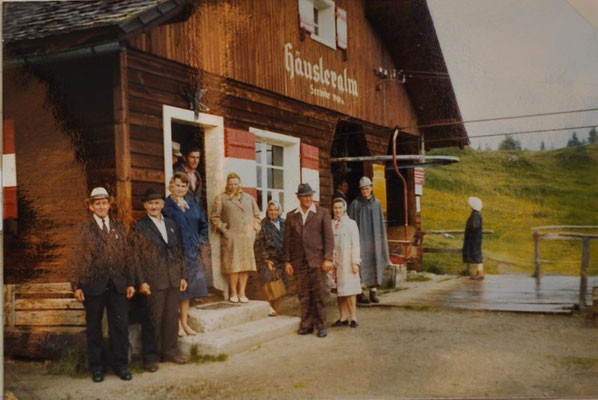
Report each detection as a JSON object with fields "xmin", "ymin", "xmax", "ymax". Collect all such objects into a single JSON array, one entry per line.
[{"xmin": 3, "ymin": 0, "xmax": 189, "ymax": 43}]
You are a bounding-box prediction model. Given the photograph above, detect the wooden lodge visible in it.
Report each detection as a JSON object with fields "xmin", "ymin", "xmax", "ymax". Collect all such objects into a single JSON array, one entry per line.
[{"xmin": 2, "ymin": 0, "xmax": 467, "ymax": 354}]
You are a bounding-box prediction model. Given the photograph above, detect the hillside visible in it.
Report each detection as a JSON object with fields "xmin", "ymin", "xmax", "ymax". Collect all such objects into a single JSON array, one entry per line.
[{"xmin": 420, "ymin": 144, "xmax": 598, "ymax": 276}]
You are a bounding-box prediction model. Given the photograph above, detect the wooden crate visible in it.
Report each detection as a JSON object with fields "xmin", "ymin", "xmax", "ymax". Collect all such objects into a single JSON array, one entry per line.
[{"xmin": 4, "ymin": 282, "xmax": 87, "ymax": 359}]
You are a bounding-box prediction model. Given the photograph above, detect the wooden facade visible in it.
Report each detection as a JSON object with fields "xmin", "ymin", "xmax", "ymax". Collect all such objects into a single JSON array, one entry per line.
[{"xmin": 3, "ymin": 0, "xmax": 466, "ymax": 286}]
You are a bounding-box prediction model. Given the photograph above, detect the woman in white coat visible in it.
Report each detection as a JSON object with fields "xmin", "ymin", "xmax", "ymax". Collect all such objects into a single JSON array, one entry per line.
[{"xmin": 331, "ymin": 198, "xmax": 362, "ymax": 328}]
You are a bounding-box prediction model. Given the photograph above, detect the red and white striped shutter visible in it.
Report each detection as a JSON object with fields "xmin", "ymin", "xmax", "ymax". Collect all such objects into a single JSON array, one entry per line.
[
  {"xmin": 298, "ymin": 0, "xmax": 315, "ymax": 33},
  {"xmin": 300, "ymin": 143, "xmax": 319, "ymax": 202},
  {"xmin": 224, "ymin": 128, "xmax": 257, "ymax": 199},
  {"xmin": 336, "ymin": 7, "xmax": 347, "ymax": 50},
  {"xmin": 3, "ymin": 120, "xmax": 18, "ymax": 220}
]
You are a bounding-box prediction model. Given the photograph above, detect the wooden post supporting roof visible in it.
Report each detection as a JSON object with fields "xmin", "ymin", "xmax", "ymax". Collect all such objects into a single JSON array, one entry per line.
[{"xmin": 113, "ymin": 49, "xmax": 133, "ymax": 225}]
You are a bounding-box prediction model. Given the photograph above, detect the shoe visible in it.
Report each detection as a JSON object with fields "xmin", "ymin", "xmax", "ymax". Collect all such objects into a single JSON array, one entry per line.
[
  {"xmin": 330, "ymin": 288, "xmax": 337, "ymax": 294},
  {"xmin": 143, "ymin": 362, "xmax": 159, "ymax": 372},
  {"xmin": 369, "ymin": 291, "xmax": 380, "ymax": 304},
  {"xmin": 183, "ymin": 324, "xmax": 198, "ymax": 335},
  {"xmin": 163, "ymin": 355, "xmax": 187, "ymax": 364},
  {"xmin": 116, "ymin": 369, "xmax": 132, "ymax": 381},
  {"xmin": 470, "ymin": 274, "xmax": 484, "ymax": 280},
  {"xmin": 331, "ymin": 319, "xmax": 349, "ymax": 327},
  {"xmin": 239, "ymin": 296, "xmax": 249, "ymax": 303},
  {"xmin": 356, "ymin": 293, "xmax": 370, "ymax": 304},
  {"xmin": 350, "ymin": 320, "xmax": 359, "ymax": 328},
  {"xmin": 91, "ymin": 370, "xmax": 104, "ymax": 383},
  {"xmin": 268, "ymin": 306, "xmax": 277, "ymax": 317},
  {"xmin": 229, "ymin": 296, "xmax": 239, "ymax": 303},
  {"xmin": 297, "ymin": 327, "xmax": 314, "ymax": 335},
  {"xmin": 317, "ymin": 328, "xmax": 327, "ymax": 338}
]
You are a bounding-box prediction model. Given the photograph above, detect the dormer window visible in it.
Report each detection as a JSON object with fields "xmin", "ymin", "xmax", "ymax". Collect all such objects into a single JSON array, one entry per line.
[{"xmin": 298, "ymin": 0, "xmax": 346, "ymax": 51}]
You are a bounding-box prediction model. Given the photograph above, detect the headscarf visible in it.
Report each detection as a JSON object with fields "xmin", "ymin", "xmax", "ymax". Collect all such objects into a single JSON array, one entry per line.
[
  {"xmin": 468, "ymin": 196, "xmax": 482, "ymax": 212},
  {"xmin": 332, "ymin": 198, "xmax": 348, "ymax": 228},
  {"xmin": 224, "ymin": 172, "xmax": 244, "ymax": 199},
  {"xmin": 267, "ymin": 200, "xmax": 282, "ymax": 219}
]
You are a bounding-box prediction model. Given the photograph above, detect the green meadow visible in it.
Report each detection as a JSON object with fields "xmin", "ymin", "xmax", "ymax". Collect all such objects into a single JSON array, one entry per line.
[{"xmin": 420, "ymin": 144, "xmax": 598, "ymax": 276}]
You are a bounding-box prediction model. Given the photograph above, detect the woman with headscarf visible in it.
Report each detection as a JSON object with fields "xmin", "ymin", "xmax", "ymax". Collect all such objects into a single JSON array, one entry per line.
[
  {"xmin": 255, "ymin": 200, "xmax": 288, "ymax": 316},
  {"xmin": 162, "ymin": 172, "xmax": 209, "ymax": 337},
  {"xmin": 331, "ymin": 198, "xmax": 362, "ymax": 328},
  {"xmin": 211, "ymin": 172, "xmax": 261, "ymax": 303},
  {"xmin": 463, "ymin": 196, "xmax": 484, "ymax": 280}
]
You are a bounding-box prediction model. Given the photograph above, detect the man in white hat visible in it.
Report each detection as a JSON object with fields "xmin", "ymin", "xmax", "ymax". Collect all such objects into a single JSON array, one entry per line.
[
  {"xmin": 463, "ymin": 197, "xmax": 484, "ymax": 279},
  {"xmin": 69, "ymin": 187, "xmax": 136, "ymax": 383},
  {"xmin": 348, "ymin": 177, "xmax": 391, "ymax": 304}
]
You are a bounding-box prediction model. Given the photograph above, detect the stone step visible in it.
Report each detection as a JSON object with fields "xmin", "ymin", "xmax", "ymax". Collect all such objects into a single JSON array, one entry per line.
[
  {"xmin": 178, "ymin": 315, "xmax": 300, "ymax": 356},
  {"xmin": 187, "ymin": 300, "xmax": 271, "ymax": 333}
]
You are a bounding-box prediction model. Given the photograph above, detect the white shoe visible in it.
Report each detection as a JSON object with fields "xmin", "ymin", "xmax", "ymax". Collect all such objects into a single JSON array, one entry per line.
[
  {"xmin": 229, "ymin": 296, "xmax": 239, "ymax": 303},
  {"xmin": 239, "ymin": 296, "xmax": 249, "ymax": 303},
  {"xmin": 268, "ymin": 306, "xmax": 277, "ymax": 317}
]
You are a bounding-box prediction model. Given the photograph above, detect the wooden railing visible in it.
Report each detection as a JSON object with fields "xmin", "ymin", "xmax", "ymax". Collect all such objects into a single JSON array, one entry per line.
[{"xmin": 532, "ymin": 225, "xmax": 598, "ymax": 308}]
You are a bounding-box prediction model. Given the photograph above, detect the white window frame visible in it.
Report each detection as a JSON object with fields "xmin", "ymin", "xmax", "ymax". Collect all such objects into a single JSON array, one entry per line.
[
  {"xmin": 311, "ymin": 0, "xmax": 337, "ymax": 50},
  {"xmin": 250, "ymin": 128, "xmax": 300, "ymax": 217}
]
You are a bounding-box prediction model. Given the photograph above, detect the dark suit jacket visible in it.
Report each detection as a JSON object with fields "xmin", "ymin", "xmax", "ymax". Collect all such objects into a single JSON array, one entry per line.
[
  {"xmin": 131, "ymin": 215, "xmax": 187, "ymax": 291},
  {"xmin": 283, "ymin": 205, "xmax": 334, "ymax": 269},
  {"xmin": 69, "ymin": 218, "xmax": 134, "ymax": 296}
]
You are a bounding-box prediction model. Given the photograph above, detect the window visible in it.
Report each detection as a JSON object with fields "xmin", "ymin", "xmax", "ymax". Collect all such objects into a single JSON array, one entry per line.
[
  {"xmin": 256, "ymin": 142, "xmax": 285, "ymax": 212},
  {"xmin": 311, "ymin": 0, "xmax": 336, "ymax": 49},
  {"xmin": 250, "ymin": 128, "xmax": 301, "ymax": 216}
]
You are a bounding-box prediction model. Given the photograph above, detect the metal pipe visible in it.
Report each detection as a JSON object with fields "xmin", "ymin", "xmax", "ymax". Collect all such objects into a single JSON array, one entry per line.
[
  {"xmin": 4, "ymin": 40, "xmax": 123, "ymax": 67},
  {"xmin": 330, "ymin": 154, "xmax": 459, "ymax": 164},
  {"xmin": 392, "ymin": 128, "xmax": 410, "ymax": 258}
]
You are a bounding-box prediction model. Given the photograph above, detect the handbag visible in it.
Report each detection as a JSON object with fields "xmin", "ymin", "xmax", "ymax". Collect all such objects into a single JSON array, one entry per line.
[{"xmin": 263, "ymin": 269, "xmax": 287, "ymax": 301}]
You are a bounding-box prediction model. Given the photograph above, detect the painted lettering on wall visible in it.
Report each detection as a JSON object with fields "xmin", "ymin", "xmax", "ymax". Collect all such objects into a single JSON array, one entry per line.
[{"xmin": 284, "ymin": 42, "xmax": 358, "ymax": 98}]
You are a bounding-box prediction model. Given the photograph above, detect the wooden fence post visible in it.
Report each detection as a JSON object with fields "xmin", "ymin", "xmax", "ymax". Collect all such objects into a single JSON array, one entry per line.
[
  {"xmin": 579, "ymin": 237, "xmax": 590, "ymax": 308},
  {"xmin": 533, "ymin": 231, "xmax": 541, "ymax": 282}
]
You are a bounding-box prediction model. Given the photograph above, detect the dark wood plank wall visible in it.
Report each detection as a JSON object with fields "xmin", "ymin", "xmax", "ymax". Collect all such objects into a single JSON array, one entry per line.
[
  {"xmin": 3, "ymin": 56, "xmax": 117, "ymax": 283},
  {"xmin": 128, "ymin": 0, "xmax": 421, "ymax": 136}
]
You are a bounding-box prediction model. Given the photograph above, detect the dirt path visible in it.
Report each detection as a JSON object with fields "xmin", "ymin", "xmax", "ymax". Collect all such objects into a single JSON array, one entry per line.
[{"xmin": 5, "ymin": 301, "xmax": 598, "ymax": 399}]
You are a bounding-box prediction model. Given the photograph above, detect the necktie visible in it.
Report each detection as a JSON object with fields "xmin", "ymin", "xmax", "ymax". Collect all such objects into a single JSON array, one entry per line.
[{"xmin": 101, "ymin": 218, "xmax": 109, "ymax": 234}]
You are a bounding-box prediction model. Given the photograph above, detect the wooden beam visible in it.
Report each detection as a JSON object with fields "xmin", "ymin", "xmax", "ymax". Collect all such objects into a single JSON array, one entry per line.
[{"xmin": 113, "ymin": 49, "xmax": 133, "ymax": 226}]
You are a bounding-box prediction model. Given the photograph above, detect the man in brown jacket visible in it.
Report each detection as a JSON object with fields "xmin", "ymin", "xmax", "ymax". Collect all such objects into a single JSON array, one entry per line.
[{"xmin": 283, "ymin": 183, "xmax": 334, "ymax": 338}]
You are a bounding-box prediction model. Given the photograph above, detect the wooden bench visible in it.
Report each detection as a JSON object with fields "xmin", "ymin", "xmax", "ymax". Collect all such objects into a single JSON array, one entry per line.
[{"xmin": 3, "ymin": 282, "xmax": 87, "ymax": 358}]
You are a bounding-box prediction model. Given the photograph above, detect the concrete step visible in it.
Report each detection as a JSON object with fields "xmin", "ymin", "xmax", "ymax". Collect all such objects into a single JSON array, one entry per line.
[
  {"xmin": 178, "ymin": 315, "xmax": 300, "ymax": 356},
  {"xmin": 187, "ymin": 300, "xmax": 270, "ymax": 333}
]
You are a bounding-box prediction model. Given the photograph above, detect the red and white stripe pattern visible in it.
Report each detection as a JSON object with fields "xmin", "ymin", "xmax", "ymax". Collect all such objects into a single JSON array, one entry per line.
[
  {"xmin": 300, "ymin": 143, "xmax": 319, "ymax": 202},
  {"xmin": 3, "ymin": 120, "xmax": 18, "ymax": 219},
  {"xmin": 223, "ymin": 127, "xmax": 257, "ymax": 199}
]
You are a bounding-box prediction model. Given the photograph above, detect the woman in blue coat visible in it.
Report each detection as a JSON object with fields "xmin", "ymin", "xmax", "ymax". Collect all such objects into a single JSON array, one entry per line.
[{"xmin": 163, "ymin": 172, "xmax": 209, "ymax": 336}]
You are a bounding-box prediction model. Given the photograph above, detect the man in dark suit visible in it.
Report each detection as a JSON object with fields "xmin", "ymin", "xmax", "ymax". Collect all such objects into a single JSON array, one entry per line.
[
  {"xmin": 283, "ymin": 183, "xmax": 334, "ymax": 338},
  {"xmin": 131, "ymin": 188, "xmax": 188, "ymax": 371},
  {"xmin": 69, "ymin": 187, "xmax": 136, "ymax": 383}
]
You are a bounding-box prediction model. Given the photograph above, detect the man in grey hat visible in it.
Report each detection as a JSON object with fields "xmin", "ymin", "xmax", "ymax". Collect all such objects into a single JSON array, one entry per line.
[
  {"xmin": 283, "ymin": 183, "xmax": 334, "ymax": 338},
  {"xmin": 348, "ymin": 177, "xmax": 391, "ymax": 304},
  {"xmin": 69, "ymin": 187, "xmax": 136, "ymax": 382},
  {"xmin": 131, "ymin": 188, "xmax": 188, "ymax": 371}
]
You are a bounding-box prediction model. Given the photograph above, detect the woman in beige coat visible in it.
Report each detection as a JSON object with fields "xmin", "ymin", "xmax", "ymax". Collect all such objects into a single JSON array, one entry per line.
[{"xmin": 211, "ymin": 173, "xmax": 261, "ymax": 303}]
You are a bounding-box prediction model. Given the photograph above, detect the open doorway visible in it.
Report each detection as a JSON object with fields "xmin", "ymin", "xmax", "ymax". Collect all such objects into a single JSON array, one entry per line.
[
  {"xmin": 171, "ymin": 121, "xmax": 207, "ymax": 210},
  {"xmin": 330, "ymin": 121, "xmax": 369, "ymax": 204}
]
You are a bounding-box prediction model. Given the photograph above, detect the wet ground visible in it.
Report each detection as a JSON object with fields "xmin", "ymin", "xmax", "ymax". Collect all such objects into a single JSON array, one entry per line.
[{"xmin": 377, "ymin": 274, "xmax": 598, "ymax": 314}]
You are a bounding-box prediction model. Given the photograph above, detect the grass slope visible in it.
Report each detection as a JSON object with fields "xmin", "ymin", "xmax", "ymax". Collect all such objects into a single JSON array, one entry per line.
[{"xmin": 421, "ymin": 144, "xmax": 598, "ymax": 276}]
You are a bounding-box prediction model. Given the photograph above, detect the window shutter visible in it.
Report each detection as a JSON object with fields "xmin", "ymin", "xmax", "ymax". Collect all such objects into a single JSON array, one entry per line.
[
  {"xmin": 336, "ymin": 7, "xmax": 347, "ymax": 49},
  {"xmin": 298, "ymin": 0, "xmax": 315, "ymax": 33},
  {"xmin": 3, "ymin": 119, "xmax": 18, "ymax": 219},
  {"xmin": 300, "ymin": 143, "xmax": 320, "ymax": 201}
]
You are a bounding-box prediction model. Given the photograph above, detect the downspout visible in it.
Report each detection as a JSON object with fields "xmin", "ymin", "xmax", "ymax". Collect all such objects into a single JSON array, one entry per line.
[{"xmin": 392, "ymin": 127, "xmax": 410, "ymax": 257}]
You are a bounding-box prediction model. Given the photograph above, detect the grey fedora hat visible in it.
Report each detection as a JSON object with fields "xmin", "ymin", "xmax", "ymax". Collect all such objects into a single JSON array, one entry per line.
[{"xmin": 295, "ymin": 183, "xmax": 315, "ymax": 196}]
